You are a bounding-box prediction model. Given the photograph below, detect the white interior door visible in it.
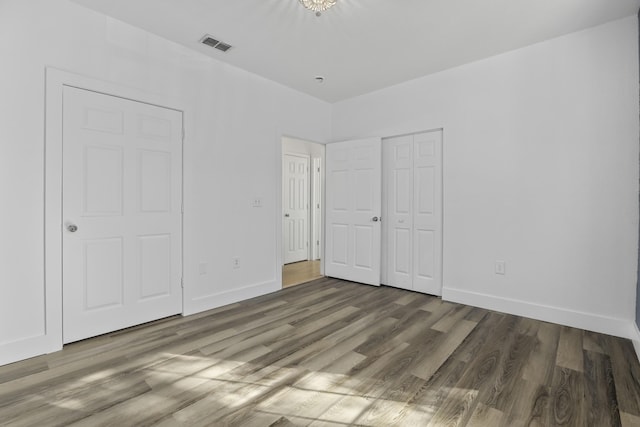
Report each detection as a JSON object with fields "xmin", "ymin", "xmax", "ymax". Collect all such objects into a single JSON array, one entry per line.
[
  {"xmin": 325, "ymin": 138, "xmax": 382, "ymax": 286},
  {"xmin": 283, "ymin": 154, "xmax": 309, "ymax": 264},
  {"xmin": 384, "ymin": 135, "xmax": 414, "ymax": 289},
  {"xmin": 382, "ymin": 130, "xmax": 442, "ymax": 295},
  {"xmin": 413, "ymin": 131, "xmax": 443, "ymax": 294},
  {"xmin": 62, "ymin": 86, "xmax": 183, "ymax": 344}
]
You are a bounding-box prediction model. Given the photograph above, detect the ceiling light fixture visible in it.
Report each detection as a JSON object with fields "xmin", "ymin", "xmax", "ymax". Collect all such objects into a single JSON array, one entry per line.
[{"xmin": 299, "ymin": 0, "xmax": 336, "ymax": 16}]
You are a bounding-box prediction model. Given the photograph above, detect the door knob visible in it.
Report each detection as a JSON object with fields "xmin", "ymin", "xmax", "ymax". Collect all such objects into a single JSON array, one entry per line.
[
  {"xmin": 67, "ymin": 224, "xmax": 78, "ymax": 232},
  {"xmin": 284, "ymin": 213, "xmax": 290, "ymax": 217},
  {"xmin": 372, "ymin": 216, "xmax": 379, "ymax": 222}
]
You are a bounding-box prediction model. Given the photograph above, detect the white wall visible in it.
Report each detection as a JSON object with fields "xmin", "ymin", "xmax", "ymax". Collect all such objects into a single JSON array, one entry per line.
[
  {"xmin": 333, "ymin": 16, "xmax": 640, "ymax": 338},
  {"xmin": 0, "ymin": 0, "xmax": 331, "ymax": 365},
  {"xmin": 282, "ymin": 137, "xmax": 326, "ymax": 160}
]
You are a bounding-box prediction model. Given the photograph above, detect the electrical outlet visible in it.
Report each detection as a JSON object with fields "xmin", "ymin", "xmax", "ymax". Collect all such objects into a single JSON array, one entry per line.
[
  {"xmin": 495, "ymin": 261, "xmax": 506, "ymax": 275},
  {"xmin": 232, "ymin": 257, "xmax": 241, "ymax": 269},
  {"xmin": 252, "ymin": 197, "xmax": 262, "ymax": 208}
]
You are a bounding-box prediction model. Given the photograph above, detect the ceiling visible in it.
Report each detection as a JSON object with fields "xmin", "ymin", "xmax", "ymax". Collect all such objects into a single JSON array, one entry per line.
[{"xmin": 71, "ymin": 0, "xmax": 640, "ymax": 103}]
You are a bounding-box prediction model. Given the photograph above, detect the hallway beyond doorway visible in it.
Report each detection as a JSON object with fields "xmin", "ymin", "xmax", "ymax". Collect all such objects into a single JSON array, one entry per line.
[{"xmin": 283, "ymin": 260, "xmax": 322, "ymax": 288}]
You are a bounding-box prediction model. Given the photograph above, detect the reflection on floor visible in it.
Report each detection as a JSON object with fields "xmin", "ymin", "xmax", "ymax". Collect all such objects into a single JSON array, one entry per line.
[{"xmin": 283, "ymin": 260, "xmax": 322, "ymax": 288}]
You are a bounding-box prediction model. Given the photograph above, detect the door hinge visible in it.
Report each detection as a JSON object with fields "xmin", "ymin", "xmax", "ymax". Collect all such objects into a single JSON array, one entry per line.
[
  {"xmin": 181, "ymin": 278, "xmax": 184, "ymax": 288},
  {"xmin": 182, "ymin": 126, "xmax": 185, "ymax": 142}
]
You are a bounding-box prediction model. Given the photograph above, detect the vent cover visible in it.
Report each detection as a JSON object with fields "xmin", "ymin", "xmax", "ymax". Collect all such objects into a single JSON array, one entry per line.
[
  {"xmin": 200, "ymin": 35, "xmax": 233, "ymax": 53},
  {"xmin": 215, "ymin": 42, "xmax": 232, "ymax": 52},
  {"xmin": 201, "ymin": 37, "xmax": 220, "ymax": 48}
]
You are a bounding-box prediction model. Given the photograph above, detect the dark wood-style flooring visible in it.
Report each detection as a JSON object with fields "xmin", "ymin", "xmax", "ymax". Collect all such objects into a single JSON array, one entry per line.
[{"xmin": 1, "ymin": 278, "xmax": 640, "ymax": 426}]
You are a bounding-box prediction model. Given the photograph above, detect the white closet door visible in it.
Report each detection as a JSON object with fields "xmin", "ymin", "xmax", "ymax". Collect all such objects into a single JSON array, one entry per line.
[
  {"xmin": 62, "ymin": 86, "xmax": 183, "ymax": 343},
  {"xmin": 382, "ymin": 130, "xmax": 442, "ymax": 295},
  {"xmin": 384, "ymin": 135, "xmax": 414, "ymax": 289},
  {"xmin": 413, "ymin": 131, "xmax": 443, "ymax": 295},
  {"xmin": 283, "ymin": 154, "xmax": 310, "ymax": 264},
  {"xmin": 325, "ymin": 138, "xmax": 382, "ymax": 286}
]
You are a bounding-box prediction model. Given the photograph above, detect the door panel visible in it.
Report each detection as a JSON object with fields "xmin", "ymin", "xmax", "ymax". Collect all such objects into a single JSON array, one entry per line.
[
  {"xmin": 354, "ymin": 225, "xmax": 373, "ymax": 268},
  {"xmin": 138, "ymin": 114, "xmax": 173, "ymax": 140},
  {"xmin": 382, "ymin": 130, "xmax": 442, "ymax": 295},
  {"xmin": 83, "ymin": 145, "xmax": 123, "ymax": 216},
  {"xmin": 139, "ymin": 234, "xmax": 172, "ymax": 299},
  {"xmin": 84, "ymin": 107, "xmax": 123, "ymax": 133},
  {"xmin": 384, "ymin": 135, "xmax": 414, "ymax": 289},
  {"xmin": 417, "ymin": 166, "xmax": 435, "ymax": 214},
  {"xmin": 416, "ymin": 229, "xmax": 435, "ymax": 279},
  {"xmin": 355, "ymin": 169, "xmax": 374, "ymax": 211},
  {"xmin": 139, "ymin": 150, "xmax": 171, "ymax": 212},
  {"xmin": 330, "ymin": 224, "xmax": 349, "ymax": 265},
  {"xmin": 83, "ymin": 238, "xmax": 124, "ymax": 310},
  {"xmin": 413, "ymin": 131, "xmax": 443, "ymax": 295},
  {"xmin": 283, "ymin": 154, "xmax": 309, "ymax": 264},
  {"xmin": 394, "ymin": 228, "xmax": 411, "ymax": 274},
  {"xmin": 326, "ymin": 138, "xmax": 381, "ymax": 286},
  {"xmin": 63, "ymin": 86, "xmax": 182, "ymax": 344}
]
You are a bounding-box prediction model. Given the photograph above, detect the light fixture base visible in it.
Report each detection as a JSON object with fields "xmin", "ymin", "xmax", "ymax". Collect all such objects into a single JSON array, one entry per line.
[{"xmin": 299, "ymin": 0, "xmax": 336, "ymax": 13}]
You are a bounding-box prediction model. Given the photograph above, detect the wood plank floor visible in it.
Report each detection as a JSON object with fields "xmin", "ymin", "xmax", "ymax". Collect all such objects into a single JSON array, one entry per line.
[
  {"xmin": 1, "ymin": 278, "xmax": 640, "ymax": 426},
  {"xmin": 283, "ymin": 260, "xmax": 322, "ymax": 288}
]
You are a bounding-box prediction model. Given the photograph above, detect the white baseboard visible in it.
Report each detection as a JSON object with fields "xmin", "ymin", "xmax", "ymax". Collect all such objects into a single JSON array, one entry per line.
[
  {"xmin": 0, "ymin": 334, "xmax": 61, "ymax": 367},
  {"xmin": 183, "ymin": 279, "xmax": 280, "ymax": 316},
  {"xmin": 0, "ymin": 280, "xmax": 280, "ymax": 367},
  {"xmin": 442, "ymin": 287, "xmax": 636, "ymax": 340}
]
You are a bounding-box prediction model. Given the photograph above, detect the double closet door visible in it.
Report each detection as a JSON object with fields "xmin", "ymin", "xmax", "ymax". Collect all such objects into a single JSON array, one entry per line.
[{"xmin": 382, "ymin": 130, "xmax": 442, "ymax": 295}]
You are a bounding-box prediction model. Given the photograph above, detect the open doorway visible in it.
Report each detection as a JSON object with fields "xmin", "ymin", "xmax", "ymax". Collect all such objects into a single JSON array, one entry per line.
[{"xmin": 281, "ymin": 137, "xmax": 325, "ymax": 288}]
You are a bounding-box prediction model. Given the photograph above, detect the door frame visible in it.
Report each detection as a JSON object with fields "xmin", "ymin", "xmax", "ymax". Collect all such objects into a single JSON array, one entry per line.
[
  {"xmin": 312, "ymin": 157, "xmax": 322, "ymax": 261},
  {"xmin": 277, "ymin": 137, "xmax": 325, "ymax": 286},
  {"xmin": 282, "ymin": 152, "xmax": 311, "ymax": 264},
  {"xmin": 44, "ymin": 68, "xmax": 188, "ymax": 355}
]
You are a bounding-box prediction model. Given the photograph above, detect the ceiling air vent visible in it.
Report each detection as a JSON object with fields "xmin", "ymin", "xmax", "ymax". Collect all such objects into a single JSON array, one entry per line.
[
  {"xmin": 215, "ymin": 42, "xmax": 232, "ymax": 52},
  {"xmin": 200, "ymin": 35, "xmax": 232, "ymax": 53}
]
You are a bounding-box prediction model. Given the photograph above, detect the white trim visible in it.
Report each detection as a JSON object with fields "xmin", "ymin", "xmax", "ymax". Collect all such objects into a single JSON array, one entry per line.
[
  {"xmin": 183, "ymin": 280, "xmax": 280, "ymax": 316},
  {"xmin": 443, "ymin": 286, "xmax": 637, "ymax": 339},
  {"xmin": 0, "ymin": 68, "xmax": 192, "ymax": 367},
  {"xmin": 276, "ymin": 137, "xmax": 284, "ymax": 287},
  {"xmin": 312, "ymin": 157, "xmax": 323, "ymax": 261}
]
